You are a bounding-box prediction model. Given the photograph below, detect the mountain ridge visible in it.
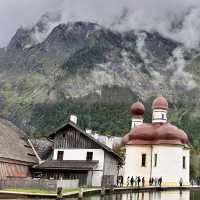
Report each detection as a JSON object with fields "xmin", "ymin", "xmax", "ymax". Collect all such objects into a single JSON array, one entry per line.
[{"xmin": 0, "ymin": 20, "xmax": 200, "ymax": 150}]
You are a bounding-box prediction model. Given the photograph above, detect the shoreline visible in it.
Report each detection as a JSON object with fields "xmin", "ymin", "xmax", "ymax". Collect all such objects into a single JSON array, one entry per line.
[{"xmin": 0, "ymin": 186, "xmax": 199, "ymax": 198}]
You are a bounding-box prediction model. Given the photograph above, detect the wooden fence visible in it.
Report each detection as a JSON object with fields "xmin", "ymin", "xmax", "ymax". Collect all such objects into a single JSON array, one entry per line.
[{"xmin": 0, "ymin": 178, "xmax": 79, "ymax": 191}]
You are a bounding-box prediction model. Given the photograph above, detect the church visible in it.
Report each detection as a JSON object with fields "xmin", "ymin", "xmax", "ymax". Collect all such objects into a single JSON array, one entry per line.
[{"xmin": 122, "ymin": 96, "xmax": 190, "ymax": 186}]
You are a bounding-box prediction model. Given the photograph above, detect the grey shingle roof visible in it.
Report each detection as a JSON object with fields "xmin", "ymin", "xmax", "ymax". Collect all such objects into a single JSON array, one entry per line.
[
  {"xmin": 34, "ymin": 160, "xmax": 99, "ymax": 170},
  {"xmin": 30, "ymin": 138, "xmax": 53, "ymax": 160},
  {"xmin": 0, "ymin": 118, "xmax": 37, "ymax": 164}
]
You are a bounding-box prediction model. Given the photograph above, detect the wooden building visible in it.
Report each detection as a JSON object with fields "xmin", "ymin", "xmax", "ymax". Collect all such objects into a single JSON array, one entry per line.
[
  {"xmin": 33, "ymin": 119, "xmax": 121, "ymax": 187},
  {"xmin": 0, "ymin": 118, "xmax": 37, "ymax": 179}
]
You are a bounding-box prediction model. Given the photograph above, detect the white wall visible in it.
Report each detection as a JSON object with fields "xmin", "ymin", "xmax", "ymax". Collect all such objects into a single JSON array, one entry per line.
[
  {"xmin": 152, "ymin": 145, "xmax": 183, "ymax": 183},
  {"xmin": 53, "ymin": 148, "xmax": 104, "ymax": 186},
  {"xmin": 152, "ymin": 109, "xmax": 167, "ymax": 123},
  {"xmin": 182, "ymin": 148, "xmax": 190, "ymax": 184},
  {"xmin": 124, "ymin": 145, "xmax": 152, "ymax": 181},
  {"xmin": 124, "ymin": 144, "xmax": 190, "ymax": 185}
]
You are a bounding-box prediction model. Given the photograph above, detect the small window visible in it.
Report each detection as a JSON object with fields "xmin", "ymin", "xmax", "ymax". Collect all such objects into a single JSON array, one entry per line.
[
  {"xmin": 141, "ymin": 154, "xmax": 146, "ymax": 167},
  {"xmin": 162, "ymin": 114, "xmax": 165, "ymax": 119},
  {"xmin": 86, "ymin": 152, "xmax": 93, "ymax": 161},
  {"xmin": 154, "ymin": 154, "xmax": 157, "ymax": 167},
  {"xmin": 63, "ymin": 134, "xmax": 65, "ymax": 138},
  {"xmin": 57, "ymin": 151, "xmax": 64, "ymax": 161},
  {"xmin": 183, "ymin": 156, "xmax": 186, "ymax": 169}
]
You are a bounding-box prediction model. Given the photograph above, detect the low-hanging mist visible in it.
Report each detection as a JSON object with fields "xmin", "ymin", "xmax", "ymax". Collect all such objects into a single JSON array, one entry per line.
[{"xmin": 2, "ymin": 0, "xmax": 200, "ymax": 49}]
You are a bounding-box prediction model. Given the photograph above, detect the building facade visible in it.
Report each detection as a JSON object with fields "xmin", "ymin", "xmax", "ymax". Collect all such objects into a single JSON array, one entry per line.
[
  {"xmin": 34, "ymin": 119, "xmax": 121, "ymax": 187},
  {"xmin": 122, "ymin": 96, "xmax": 190, "ymax": 186},
  {"xmin": 0, "ymin": 118, "xmax": 37, "ymax": 179}
]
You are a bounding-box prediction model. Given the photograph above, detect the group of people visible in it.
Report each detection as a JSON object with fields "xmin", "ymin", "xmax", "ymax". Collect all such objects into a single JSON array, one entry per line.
[
  {"xmin": 126, "ymin": 176, "xmax": 145, "ymax": 187},
  {"xmin": 149, "ymin": 177, "xmax": 163, "ymax": 187},
  {"xmin": 117, "ymin": 176, "xmax": 163, "ymax": 187}
]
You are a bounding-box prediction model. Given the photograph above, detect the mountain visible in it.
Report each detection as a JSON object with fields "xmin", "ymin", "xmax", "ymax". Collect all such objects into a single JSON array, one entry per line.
[{"xmin": 0, "ymin": 19, "xmax": 200, "ymax": 151}]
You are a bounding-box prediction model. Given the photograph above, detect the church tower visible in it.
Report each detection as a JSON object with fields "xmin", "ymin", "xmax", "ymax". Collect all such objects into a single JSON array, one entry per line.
[{"xmin": 131, "ymin": 101, "xmax": 145, "ymax": 128}]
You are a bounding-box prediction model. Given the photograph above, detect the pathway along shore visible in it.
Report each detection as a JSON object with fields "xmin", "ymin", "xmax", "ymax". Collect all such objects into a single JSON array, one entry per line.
[{"xmin": 0, "ymin": 186, "xmax": 199, "ymax": 198}]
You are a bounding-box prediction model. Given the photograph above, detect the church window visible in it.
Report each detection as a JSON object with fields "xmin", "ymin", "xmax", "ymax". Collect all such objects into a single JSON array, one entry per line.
[
  {"xmin": 154, "ymin": 154, "xmax": 157, "ymax": 167},
  {"xmin": 86, "ymin": 152, "xmax": 93, "ymax": 161},
  {"xmin": 183, "ymin": 156, "xmax": 186, "ymax": 169},
  {"xmin": 57, "ymin": 151, "xmax": 64, "ymax": 161},
  {"xmin": 142, "ymin": 154, "xmax": 146, "ymax": 167}
]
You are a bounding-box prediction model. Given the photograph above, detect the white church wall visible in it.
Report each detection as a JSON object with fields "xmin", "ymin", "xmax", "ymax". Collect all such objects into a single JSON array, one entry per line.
[
  {"xmin": 124, "ymin": 145, "xmax": 152, "ymax": 181},
  {"xmin": 182, "ymin": 148, "xmax": 190, "ymax": 184},
  {"xmin": 152, "ymin": 145, "xmax": 183, "ymax": 184},
  {"xmin": 123, "ymin": 144, "xmax": 190, "ymax": 186}
]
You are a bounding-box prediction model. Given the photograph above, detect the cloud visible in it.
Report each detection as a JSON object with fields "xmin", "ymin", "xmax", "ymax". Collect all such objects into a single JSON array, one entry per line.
[
  {"xmin": 1, "ymin": 0, "xmax": 200, "ymax": 49},
  {"xmin": 0, "ymin": 0, "xmax": 61, "ymax": 47}
]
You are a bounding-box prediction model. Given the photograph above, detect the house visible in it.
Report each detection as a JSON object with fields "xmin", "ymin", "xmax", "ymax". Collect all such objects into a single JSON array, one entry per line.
[
  {"xmin": 0, "ymin": 118, "xmax": 37, "ymax": 179},
  {"xmin": 121, "ymin": 96, "xmax": 190, "ymax": 186},
  {"xmin": 33, "ymin": 116, "xmax": 121, "ymax": 187}
]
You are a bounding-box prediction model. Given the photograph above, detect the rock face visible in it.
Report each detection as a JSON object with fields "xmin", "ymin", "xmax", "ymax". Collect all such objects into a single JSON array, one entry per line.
[{"xmin": 0, "ymin": 18, "xmax": 200, "ymax": 138}]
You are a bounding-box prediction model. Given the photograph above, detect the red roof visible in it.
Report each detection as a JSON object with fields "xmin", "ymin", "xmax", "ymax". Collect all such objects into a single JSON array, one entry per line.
[
  {"xmin": 131, "ymin": 101, "xmax": 145, "ymax": 116},
  {"xmin": 121, "ymin": 123, "xmax": 188, "ymax": 146},
  {"xmin": 152, "ymin": 96, "xmax": 168, "ymax": 110}
]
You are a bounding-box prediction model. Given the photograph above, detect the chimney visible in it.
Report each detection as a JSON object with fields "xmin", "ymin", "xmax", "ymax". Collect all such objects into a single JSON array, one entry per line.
[
  {"xmin": 70, "ymin": 115, "xmax": 77, "ymax": 124},
  {"xmin": 85, "ymin": 129, "xmax": 92, "ymax": 134}
]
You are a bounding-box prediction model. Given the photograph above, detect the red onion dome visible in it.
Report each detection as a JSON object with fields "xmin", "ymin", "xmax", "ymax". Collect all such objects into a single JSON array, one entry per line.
[
  {"xmin": 156, "ymin": 123, "xmax": 188, "ymax": 144},
  {"xmin": 121, "ymin": 134, "xmax": 130, "ymax": 145},
  {"xmin": 152, "ymin": 96, "xmax": 168, "ymax": 110},
  {"xmin": 122, "ymin": 123, "xmax": 188, "ymax": 146},
  {"xmin": 131, "ymin": 101, "xmax": 145, "ymax": 116}
]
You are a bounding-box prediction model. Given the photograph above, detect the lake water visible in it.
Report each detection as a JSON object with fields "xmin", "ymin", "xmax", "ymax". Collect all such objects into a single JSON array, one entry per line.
[
  {"xmin": 0, "ymin": 190, "xmax": 200, "ymax": 200},
  {"xmin": 82, "ymin": 190, "xmax": 200, "ymax": 200}
]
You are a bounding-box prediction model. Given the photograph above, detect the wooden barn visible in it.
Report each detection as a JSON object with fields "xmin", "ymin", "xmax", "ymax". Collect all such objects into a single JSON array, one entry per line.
[
  {"xmin": 0, "ymin": 118, "xmax": 37, "ymax": 179},
  {"xmin": 33, "ymin": 117, "xmax": 121, "ymax": 187}
]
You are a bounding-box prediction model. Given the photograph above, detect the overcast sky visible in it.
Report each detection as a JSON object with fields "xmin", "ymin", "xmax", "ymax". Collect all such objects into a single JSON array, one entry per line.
[{"xmin": 1, "ymin": 0, "xmax": 200, "ymax": 49}]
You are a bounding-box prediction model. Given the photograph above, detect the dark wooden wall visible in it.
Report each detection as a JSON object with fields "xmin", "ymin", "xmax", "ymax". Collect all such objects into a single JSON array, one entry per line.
[
  {"xmin": 54, "ymin": 126, "xmax": 99, "ymax": 149},
  {"xmin": 0, "ymin": 162, "xmax": 30, "ymax": 179}
]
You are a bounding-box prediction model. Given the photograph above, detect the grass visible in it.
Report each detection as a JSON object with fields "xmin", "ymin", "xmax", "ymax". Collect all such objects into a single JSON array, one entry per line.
[
  {"xmin": 3, "ymin": 188, "xmax": 55, "ymax": 194},
  {"xmin": 3, "ymin": 188, "xmax": 79, "ymax": 194},
  {"xmin": 63, "ymin": 188, "xmax": 79, "ymax": 193}
]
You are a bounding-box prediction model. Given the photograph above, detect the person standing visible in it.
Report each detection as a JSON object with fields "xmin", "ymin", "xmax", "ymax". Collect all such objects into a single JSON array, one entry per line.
[
  {"xmin": 127, "ymin": 176, "xmax": 130, "ymax": 187},
  {"xmin": 135, "ymin": 176, "xmax": 138, "ymax": 186},
  {"xmin": 137, "ymin": 176, "xmax": 141, "ymax": 187},
  {"xmin": 179, "ymin": 177, "xmax": 183, "ymax": 187},
  {"xmin": 120, "ymin": 176, "xmax": 124, "ymax": 187},
  {"xmin": 149, "ymin": 177, "xmax": 152, "ymax": 186},
  {"xmin": 142, "ymin": 177, "xmax": 145, "ymax": 187},
  {"xmin": 159, "ymin": 177, "xmax": 162, "ymax": 187},
  {"xmin": 152, "ymin": 177, "xmax": 154, "ymax": 186},
  {"xmin": 154, "ymin": 178, "xmax": 158, "ymax": 186},
  {"xmin": 130, "ymin": 176, "xmax": 134, "ymax": 187},
  {"xmin": 117, "ymin": 176, "xmax": 119, "ymax": 187}
]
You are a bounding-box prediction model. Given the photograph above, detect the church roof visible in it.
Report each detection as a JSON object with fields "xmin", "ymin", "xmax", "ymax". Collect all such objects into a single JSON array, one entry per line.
[
  {"xmin": 131, "ymin": 101, "xmax": 145, "ymax": 116},
  {"xmin": 122, "ymin": 122, "xmax": 188, "ymax": 146},
  {"xmin": 0, "ymin": 118, "xmax": 37, "ymax": 164},
  {"xmin": 152, "ymin": 96, "xmax": 168, "ymax": 110}
]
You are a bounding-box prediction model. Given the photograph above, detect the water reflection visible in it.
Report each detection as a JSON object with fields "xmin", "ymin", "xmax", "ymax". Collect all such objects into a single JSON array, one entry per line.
[
  {"xmin": 0, "ymin": 190, "xmax": 199, "ymax": 200},
  {"xmin": 85, "ymin": 190, "xmax": 192, "ymax": 200}
]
